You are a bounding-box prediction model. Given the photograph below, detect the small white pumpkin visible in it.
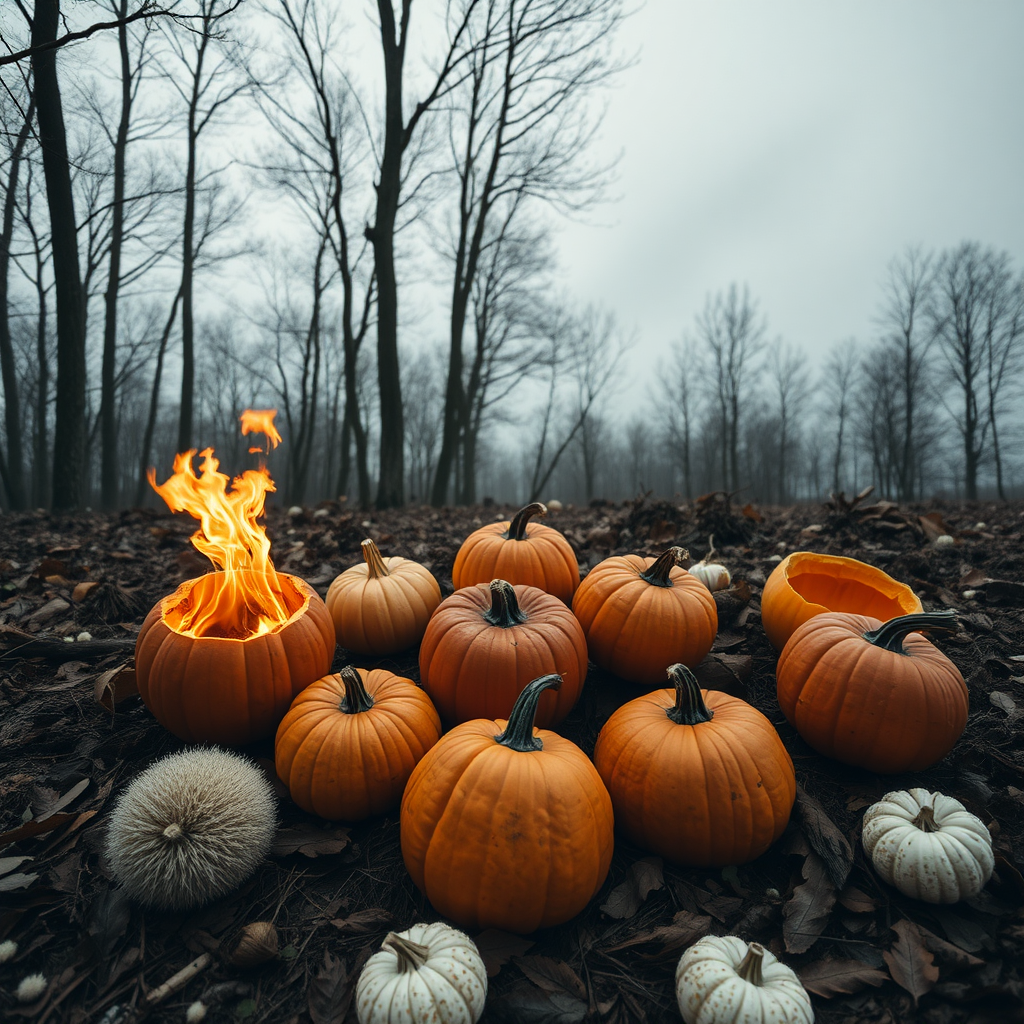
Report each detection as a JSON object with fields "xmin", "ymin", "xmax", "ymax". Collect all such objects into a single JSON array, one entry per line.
[
  {"xmin": 356, "ymin": 923, "xmax": 487, "ymax": 1024},
  {"xmin": 862, "ymin": 788, "xmax": 994, "ymax": 904},
  {"xmin": 675, "ymin": 935, "xmax": 813, "ymax": 1024},
  {"xmin": 687, "ymin": 535, "xmax": 731, "ymax": 593}
]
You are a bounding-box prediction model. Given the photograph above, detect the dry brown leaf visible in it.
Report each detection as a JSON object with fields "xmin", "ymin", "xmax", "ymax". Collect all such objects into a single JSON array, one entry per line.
[
  {"xmin": 783, "ymin": 850, "xmax": 836, "ymax": 954},
  {"xmin": 838, "ymin": 886, "xmax": 878, "ymax": 913},
  {"xmin": 883, "ymin": 919, "xmax": 939, "ymax": 1004},
  {"xmin": 795, "ymin": 786, "xmax": 853, "ymax": 890},
  {"xmin": 797, "ymin": 958, "xmax": 889, "ymax": 997},
  {"xmin": 72, "ymin": 581, "xmax": 101, "ymax": 603},
  {"xmin": 475, "ymin": 929, "xmax": 535, "ymax": 978},
  {"xmin": 514, "ymin": 956, "xmax": 586, "ymax": 1000},
  {"xmin": 94, "ymin": 666, "xmax": 138, "ymax": 712},
  {"xmin": 329, "ymin": 909, "xmax": 395, "ymax": 934},
  {"xmin": 599, "ymin": 857, "xmax": 664, "ymax": 919},
  {"xmin": 271, "ymin": 824, "xmax": 350, "ymax": 858},
  {"xmin": 308, "ymin": 950, "xmax": 351, "ymax": 1024},
  {"xmin": 604, "ymin": 910, "xmax": 711, "ymax": 955}
]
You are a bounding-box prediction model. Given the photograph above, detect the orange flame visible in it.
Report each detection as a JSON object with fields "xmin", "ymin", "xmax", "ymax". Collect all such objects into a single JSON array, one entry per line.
[
  {"xmin": 240, "ymin": 409, "xmax": 282, "ymax": 452},
  {"xmin": 148, "ymin": 411, "xmax": 293, "ymax": 640}
]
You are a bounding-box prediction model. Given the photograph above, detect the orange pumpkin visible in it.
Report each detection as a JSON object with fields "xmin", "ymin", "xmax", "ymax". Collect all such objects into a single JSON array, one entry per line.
[
  {"xmin": 136, "ymin": 571, "xmax": 335, "ymax": 746},
  {"xmin": 401, "ymin": 674, "xmax": 614, "ymax": 934},
  {"xmin": 451, "ymin": 503, "xmax": 580, "ymax": 603},
  {"xmin": 275, "ymin": 666, "xmax": 441, "ymax": 821},
  {"xmin": 326, "ymin": 539, "xmax": 441, "ymax": 655},
  {"xmin": 594, "ymin": 664, "xmax": 795, "ymax": 866},
  {"xmin": 572, "ymin": 547, "xmax": 717, "ymax": 685},
  {"xmin": 419, "ymin": 579, "xmax": 586, "ymax": 727},
  {"xmin": 761, "ymin": 551, "xmax": 922, "ymax": 651},
  {"xmin": 776, "ymin": 610, "xmax": 967, "ymax": 773}
]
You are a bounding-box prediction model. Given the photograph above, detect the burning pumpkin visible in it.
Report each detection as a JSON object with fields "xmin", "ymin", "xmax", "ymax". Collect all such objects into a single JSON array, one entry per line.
[{"xmin": 136, "ymin": 412, "xmax": 335, "ymax": 746}]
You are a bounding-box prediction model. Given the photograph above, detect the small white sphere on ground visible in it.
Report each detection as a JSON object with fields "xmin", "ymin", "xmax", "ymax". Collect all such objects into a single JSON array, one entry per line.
[
  {"xmin": 546, "ymin": 499, "xmax": 563, "ymax": 511},
  {"xmin": 16, "ymin": 974, "xmax": 48, "ymax": 1003},
  {"xmin": 0, "ymin": 939, "xmax": 17, "ymax": 963}
]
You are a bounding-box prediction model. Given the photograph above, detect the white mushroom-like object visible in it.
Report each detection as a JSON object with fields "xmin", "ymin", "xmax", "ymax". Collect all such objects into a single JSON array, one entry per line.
[{"xmin": 862, "ymin": 787, "xmax": 994, "ymax": 903}]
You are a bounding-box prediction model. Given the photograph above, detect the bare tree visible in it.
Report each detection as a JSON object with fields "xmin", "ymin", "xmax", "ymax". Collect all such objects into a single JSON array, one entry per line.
[
  {"xmin": 820, "ymin": 340, "xmax": 859, "ymax": 496},
  {"xmin": 660, "ymin": 337, "xmax": 701, "ymax": 499},
  {"xmin": 768, "ymin": 339, "xmax": 811, "ymax": 503},
  {"xmin": 694, "ymin": 283, "xmax": 767, "ymax": 492}
]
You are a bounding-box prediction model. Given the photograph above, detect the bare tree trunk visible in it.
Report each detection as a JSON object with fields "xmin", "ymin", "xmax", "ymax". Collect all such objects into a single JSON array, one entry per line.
[
  {"xmin": 0, "ymin": 98, "xmax": 34, "ymax": 510},
  {"xmin": 33, "ymin": 0, "xmax": 87, "ymax": 509},
  {"xmin": 135, "ymin": 288, "xmax": 182, "ymax": 504},
  {"xmin": 100, "ymin": 0, "xmax": 131, "ymax": 508},
  {"xmin": 32, "ymin": 246, "xmax": 49, "ymax": 509}
]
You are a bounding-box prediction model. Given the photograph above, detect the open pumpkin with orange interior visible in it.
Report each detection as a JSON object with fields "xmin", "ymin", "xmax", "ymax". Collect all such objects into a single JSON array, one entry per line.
[
  {"xmin": 135, "ymin": 412, "xmax": 335, "ymax": 747},
  {"xmin": 761, "ymin": 551, "xmax": 922, "ymax": 651}
]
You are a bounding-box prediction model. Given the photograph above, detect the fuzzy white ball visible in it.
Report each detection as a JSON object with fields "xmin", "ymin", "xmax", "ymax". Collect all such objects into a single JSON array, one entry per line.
[
  {"xmin": 0, "ymin": 939, "xmax": 17, "ymax": 964},
  {"xmin": 16, "ymin": 973, "xmax": 47, "ymax": 1002},
  {"xmin": 186, "ymin": 1001, "xmax": 208, "ymax": 1022},
  {"xmin": 105, "ymin": 747, "xmax": 277, "ymax": 910}
]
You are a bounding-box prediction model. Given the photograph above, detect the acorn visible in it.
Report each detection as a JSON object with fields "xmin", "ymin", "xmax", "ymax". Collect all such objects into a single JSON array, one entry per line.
[
  {"xmin": 105, "ymin": 747, "xmax": 277, "ymax": 910},
  {"xmin": 230, "ymin": 922, "xmax": 279, "ymax": 968}
]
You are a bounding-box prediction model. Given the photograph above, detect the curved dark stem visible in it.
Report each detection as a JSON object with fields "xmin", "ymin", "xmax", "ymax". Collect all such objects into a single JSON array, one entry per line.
[
  {"xmin": 496, "ymin": 674, "xmax": 562, "ymax": 752},
  {"xmin": 862, "ymin": 610, "xmax": 958, "ymax": 654},
  {"xmin": 505, "ymin": 502, "xmax": 546, "ymax": 541},
  {"xmin": 361, "ymin": 538, "xmax": 390, "ymax": 579},
  {"xmin": 639, "ymin": 546, "xmax": 688, "ymax": 587},
  {"xmin": 383, "ymin": 931, "xmax": 429, "ymax": 971},
  {"xmin": 665, "ymin": 663, "xmax": 714, "ymax": 725},
  {"xmin": 483, "ymin": 579, "xmax": 528, "ymax": 628},
  {"xmin": 338, "ymin": 666, "xmax": 375, "ymax": 714}
]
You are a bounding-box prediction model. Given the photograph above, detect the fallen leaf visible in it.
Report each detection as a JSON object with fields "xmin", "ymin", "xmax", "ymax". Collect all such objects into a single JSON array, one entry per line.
[
  {"xmin": 271, "ymin": 824, "xmax": 350, "ymax": 858},
  {"xmin": 329, "ymin": 909, "xmax": 395, "ymax": 934},
  {"xmin": 692, "ymin": 653, "xmax": 752, "ymax": 697},
  {"xmin": 0, "ymin": 855, "xmax": 32, "ymax": 876},
  {"xmin": 784, "ymin": 850, "xmax": 836, "ymax": 954},
  {"xmin": 0, "ymin": 812, "xmax": 78, "ymax": 849},
  {"xmin": 797, "ymin": 958, "xmax": 889, "ymax": 997},
  {"xmin": 990, "ymin": 691, "xmax": 1017, "ymax": 716},
  {"xmin": 308, "ymin": 950, "xmax": 351, "ymax": 1024},
  {"xmin": 0, "ymin": 871, "xmax": 39, "ymax": 892},
  {"xmin": 600, "ymin": 857, "xmax": 664, "ymax": 919},
  {"xmin": 36, "ymin": 778, "xmax": 89, "ymax": 821},
  {"xmin": 838, "ymin": 886, "xmax": 878, "ymax": 913},
  {"xmin": 883, "ymin": 919, "xmax": 939, "ymax": 1004},
  {"xmin": 514, "ymin": 956, "xmax": 586, "ymax": 1000},
  {"xmin": 919, "ymin": 514, "xmax": 949, "ymax": 542},
  {"xmin": 72, "ymin": 581, "xmax": 101, "ymax": 603},
  {"xmin": 94, "ymin": 666, "xmax": 138, "ymax": 712},
  {"xmin": 87, "ymin": 887, "xmax": 131, "ymax": 958},
  {"xmin": 475, "ymin": 929, "xmax": 535, "ymax": 978},
  {"xmin": 489, "ymin": 982, "xmax": 587, "ymax": 1024},
  {"xmin": 917, "ymin": 925, "xmax": 984, "ymax": 968},
  {"xmin": 604, "ymin": 910, "xmax": 711, "ymax": 955},
  {"xmin": 795, "ymin": 786, "xmax": 853, "ymax": 890}
]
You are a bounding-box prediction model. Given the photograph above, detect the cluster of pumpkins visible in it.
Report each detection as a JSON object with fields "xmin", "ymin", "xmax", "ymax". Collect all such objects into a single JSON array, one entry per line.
[{"xmin": 127, "ymin": 503, "xmax": 996, "ymax": 1023}]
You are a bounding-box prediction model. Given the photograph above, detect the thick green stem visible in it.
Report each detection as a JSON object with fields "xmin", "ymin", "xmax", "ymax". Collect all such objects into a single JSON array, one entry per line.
[
  {"xmin": 665, "ymin": 664, "xmax": 714, "ymax": 725},
  {"xmin": 383, "ymin": 931, "xmax": 429, "ymax": 971},
  {"xmin": 737, "ymin": 943, "xmax": 765, "ymax": 986},
  {"xmin": 496, "ymin": 674, "xmax": 562, "ymax": 751},
  {"xmin": 483, "ymin": 579, "xmax": 528, "ymax": 627},
  {"xmin": 639, "ymin": 547, "xmax": 689, "ymax": 587},
  {"xmin": 339, "ymin": 666, "xmax": 375, "ymax": 714},
  {"xmin": 361, "ymin": 538, "xmax": 390, "ymax": 579},
  {"xmin": 505, "ymin": 502, "xmax": 546, "ymax": 541},
  {"xmin": 862, "ymin": 610, "xmax": 958, "ymax": 654}
]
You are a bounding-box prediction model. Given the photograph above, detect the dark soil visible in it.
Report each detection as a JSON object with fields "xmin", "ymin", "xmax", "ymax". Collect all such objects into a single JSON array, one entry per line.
[{"xmin": 2, "ymin": 497, "xmax": 1024, "ymax": 1024}]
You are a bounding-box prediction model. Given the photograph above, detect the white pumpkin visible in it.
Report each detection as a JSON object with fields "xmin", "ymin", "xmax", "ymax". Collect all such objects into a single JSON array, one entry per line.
[
  {"xmin": 687, "ymin": 560, "xmax": 731, "ymax": 592},
  {"xmin": 356, "ymin": 923, "xmax": 487, "ymax": 1024},
  {"xmin": 675, "ymin": 935, "xmax": 813, "ymax": 1024},
  {"xmin": 862, "ymin": 788, "xmax": 994, "ymax": 904}
]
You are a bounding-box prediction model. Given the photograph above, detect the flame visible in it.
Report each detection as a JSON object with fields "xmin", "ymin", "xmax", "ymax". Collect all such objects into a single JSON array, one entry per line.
[
  {"xmin": 148, "ymin": 411, "xmax": 295, "ymax": 640},
  {"xmin": 240, "ymin": 409, "xmax": 282, "ymax": 452}
]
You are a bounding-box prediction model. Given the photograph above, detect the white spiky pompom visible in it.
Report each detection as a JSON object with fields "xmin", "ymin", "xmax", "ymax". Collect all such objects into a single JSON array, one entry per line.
[
  {"xmin": 105, "ymin": 747, "xmax": 277, "ymax": 910},
  {"xmin": 0, "ymin": 939, "xmax": 17, "ymax": 963},
  {"xmin": 16, "ymin": 973, "xmax": 47, "ymax": 1002},
  {"xmin": 186, "ymin": 1001, "xmax": 208, "ymax": 1022}
]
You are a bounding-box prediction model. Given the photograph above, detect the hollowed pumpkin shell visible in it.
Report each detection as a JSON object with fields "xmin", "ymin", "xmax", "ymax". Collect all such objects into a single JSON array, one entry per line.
[
  {"xmin": 136, "ymin": 571, "xmax": 335, "ymax": 746},
  {"xmin": 761, "ymin": 551, "xmax": 922, "ymax": 651}
]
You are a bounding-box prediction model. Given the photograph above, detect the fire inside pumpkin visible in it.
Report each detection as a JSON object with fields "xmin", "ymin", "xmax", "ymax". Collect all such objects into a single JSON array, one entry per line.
[{"xmin": 135, "ymin": 410, "xmax": 335, "ymax": 745}]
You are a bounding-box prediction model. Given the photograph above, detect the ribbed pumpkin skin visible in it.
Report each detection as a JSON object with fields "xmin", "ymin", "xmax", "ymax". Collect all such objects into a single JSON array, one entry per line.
[
  {"xmin": 419, "ymin": 583, "xmax": 587, "ymax": 727},
  {"xmin": 594, "ymin": 685, "xmax": 795, "ymax": 866},
  {"xmin": 572, "ymin": 554, "xmax": 717, "ymax": 685},
  {"xmin": 326, "ymin": 544, "xmax": 441, "ymax": 655},
  {"xmin": 401, "ymin": 683, "xmax": 614, "ymax": 934},
  {"xmin": 762, "ymin": 552, "xmax": 922, "ymax": 651},
  {"xmin": 776, "ymin": 613, "xmax": 968, "ymax": 773},
  {"xmin": 136, "ymin": 573, "xmax": 335, "ymax": 746},
  {"xmin": 452, "ymin": 506, "xmax": 580, "ymax": 603},
  {"xmin": 275, "ymin": 668, "xmax": 442, "ymax": 821}
]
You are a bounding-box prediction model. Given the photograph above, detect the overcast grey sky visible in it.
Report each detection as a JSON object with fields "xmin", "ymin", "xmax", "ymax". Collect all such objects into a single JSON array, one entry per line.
[{"xmin": 548, "ymin": 0, "xmax": 1024, "ymax": 373}]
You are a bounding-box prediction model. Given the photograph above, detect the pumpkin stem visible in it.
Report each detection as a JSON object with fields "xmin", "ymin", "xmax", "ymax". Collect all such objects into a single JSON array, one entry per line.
[
  {"xmin": 912, "ymin": 805, "xmax": 939, "ymax": 833},
  {"xmin": 639, "ymin": 547, "xmax": 689, "ymax": 587},
  {"xmin": 382, "ymin": 931, "xmax": 430, "ymax": 971},
  {"xmin": 862, "ymin": 610, "xmax": 958, "ymax": 654},
  {"xmin": 737, "ymin": 942, "xmax": 766, "ymax": 986},
  {"xmin": 483, "ymin": 579, "xmax": 528, "ymax": 628},
  {"xmin": 496, "ymin": 674, "xmax": 562, "ymax": 752},
  {"xmin": 361, "ymin": 538, "xmax": 390, "ymax": 579},
  {"xmin": 162, "ymin": 822, "xmax": 184, "ymax": 842},
  {"xmin": 338, "ymin": 666, "xmax": 375, "ymax": 714},
  {"xmin": 664, "ymin": 664, "xmax": 714, "ymax": 725},
  {"xmin": 505, "ymin": 502, "xmax": 547, "ymax": 541}
]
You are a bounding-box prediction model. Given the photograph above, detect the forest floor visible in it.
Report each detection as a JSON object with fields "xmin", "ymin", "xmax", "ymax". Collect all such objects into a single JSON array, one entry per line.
[{"xmin": 1, "ymin": 493, "xmax": 1023, "ymax": 1024}]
